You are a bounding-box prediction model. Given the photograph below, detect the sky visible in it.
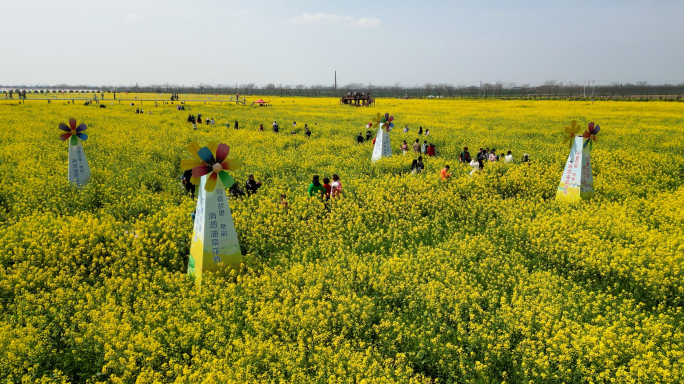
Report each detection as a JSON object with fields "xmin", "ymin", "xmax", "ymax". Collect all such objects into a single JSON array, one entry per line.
[{"xmin": 1, "ymin": 0, "xmax": 682, "ymax": 87}]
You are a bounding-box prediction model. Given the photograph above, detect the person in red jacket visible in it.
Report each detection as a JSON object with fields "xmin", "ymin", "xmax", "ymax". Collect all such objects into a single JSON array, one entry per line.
[{"xmin": 427, "ymin": 143, "xmax": 436, "ymax": 157}]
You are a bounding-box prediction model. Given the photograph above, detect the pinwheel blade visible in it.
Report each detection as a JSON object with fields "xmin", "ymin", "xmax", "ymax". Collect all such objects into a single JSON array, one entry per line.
[
  {"xmin": 58, "ymin": 123, "xmax": 70, "ymax": 132},
  {"xmin": 593, "ymin": 125, "xmax": 600, "ymax": 135},
  {"xmin": 222, "ymin": 158, "xmax": 241, "ymax": 171},
  {"xmin": 187, "ymin": 142, "xmax": 202, "ymax": 160},
  {"xmin": 180, "ymin": 158, "xmax": 203, "ymax": 171},
  {"xmin": 215, "ymin": 143, "xmax": 229, "ymax": 164},
  {"xmin": 59, "ymin": 132, "xmax": 71, "ymax": 141},
  {"xmin": 388, "ymin": 116, "xmax": 394, "ymax": 122},
  {"xmin": 192, "ymin": 165, "xmax": 212, "ymax": 178},
  {"xmin": 70, "ymin": 135, "xmax": 78, "ymax": 146},
  {"xmin": 190, "ymin": 176, "xmax": 200, "ymax": 185},
  {"xmin": 69, "ymin": 118, "xmax": 77, "ymax": 130},
  {"xmin": 76, "ymin": 133, "xmax": 88, "ymax": 141},
  {"xmin": 384, "ymin": 113, "xmax": 389, "ymax": 120},
  {"xmin": 197, "ymin": 147, "xmax": 215, "ymax": 164},
  {"xmin": 76, "ymin": 123, "xmax": 87, "ymax": 132},
  {"xmin": 204, "ymin": 172, "xmax": 218, "ymax": 192},
  {"xmin": 207, "ymin": 142, "xmax": 218, "ymax": 157},
  {"xmin": 217, "ymin": 170, "xmax": 234, "ymax": 189}
]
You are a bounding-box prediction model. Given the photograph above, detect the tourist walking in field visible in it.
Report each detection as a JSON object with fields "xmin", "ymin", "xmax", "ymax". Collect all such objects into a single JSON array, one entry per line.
[
  {"xmin": 401, "ymin": 140, "xmax": 409, "ymax": 155},
  {"xmin": 322, "ymin": 177, "xmax": 332, "ymax": 201},
  {"xmin": 411, "ymin": 159, "xmax": 419, "ymax": 174},
  {"xmin": 489, "ymin": 149, "xmax": 498, "ymax": 162},
  {"xmin": 440, "ymin": 165, "xmax": 451, "ymax": 180},
  {"xmin": 505, "ymin": 151, "xmax": 514, "ymax": 163},
  {"xmin": 459, "ymin": 147, "xmax": 472, "ymax": 163},
  {"xmin": 366, "ymin": 131, "xmax": 372, "ymax": 141},
  {"xmin": 245, "ymin": 174, "xmax": 262, "ymax": 195},
  {"xmin": 476, "ymin": 148, "xmax": 486, "ymax": 169},
  {"xmin": 259, "ymin": 124, "xmax": 264, "ymax": 131},
  {"xmin": 427, "ymin": 143, "xmax": 436, "ymax": 157},
  {"xmin": 416, "ymin": 156, "xmax": 425, "ymax": 173},
  {"xmin": 308, "ymin": 175, "xmax": 326, "ymax": 199},
  {"xmin": 234, "ymin": 120, "xmax": 239, "ymax": 129},
  {"xmin": 469, "ymin": 159, "xmax": 480, "ymax": 176},
  {"xmin": 305, "ymin": 125, "xmax": 312, "ymax": 138},
  {"xmin": 424, "ymin": 129, "xmax": 430, "ymax": 136},
  {"xmin": 273, "ymin": 121, "xmax": 279, "ymax": 133},
  {"xmin": 357, "ymin": 132, "xmax": 364, "ymax": 143},
  {"xmin": 280, "ymin": 194, "xmax": 289, "ymax": 209},
  {"xmin": 418, "ymin": 126, "xmax": 423, "ymax": 135},
  {"xmin": 331, "ymin": 174, "xmax": 342, "ymax": 198},
  {"xmin": 421, "ymin": 141, "xmax": 428, "ymax": 154},
  {"xmin": 181, "ymin": 170, "xmax": 196, "ymax": 199},
  {"xmin": 403, "ymin": 125, "xmax": 409, "ymax": 133},
  {"xmin": 413, "ymin": 139, "xmax": 421, "ymax": 153},
  {"xmin": 521, "ymin": 153, "xmax": 530, "ymax": 163}
]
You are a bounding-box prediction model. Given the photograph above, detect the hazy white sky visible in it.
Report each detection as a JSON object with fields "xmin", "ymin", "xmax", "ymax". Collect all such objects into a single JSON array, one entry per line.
[{"xmin": 1, "ymin": 0, "xmax": 682, "ymax": 87}]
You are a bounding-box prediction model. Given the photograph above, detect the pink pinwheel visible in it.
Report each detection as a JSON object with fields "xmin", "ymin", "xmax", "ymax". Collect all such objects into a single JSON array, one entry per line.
[
  {"xmin": 189, "ymin": 143, "xmax": 241, "ymax": 192},
  {"xmin": 582, "ymin": 122, "xmax": 600, "ymax": 149},
  {"xmin": 58, "ymin": 118, "xmax": 88, "ymax": 146}
]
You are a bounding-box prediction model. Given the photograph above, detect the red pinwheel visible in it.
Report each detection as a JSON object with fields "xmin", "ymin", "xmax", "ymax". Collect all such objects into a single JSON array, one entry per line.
[
  {"xmin": 58, "ymin": 118, "xmax": 88, "ymax": 146},
  {"xmin": 582, "ymin": 122, "xmax": 600, "ymax": 149},
  {"xmin": 186, "ymin": 142, "xmax": 240, "ymax": 192}
]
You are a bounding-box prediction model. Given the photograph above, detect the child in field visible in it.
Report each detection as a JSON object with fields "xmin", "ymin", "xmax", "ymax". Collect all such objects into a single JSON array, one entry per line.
[
  {"xmin": 401, "ymin": 140, "xmax": 409, "ymax": 155},
  {"xmin": 322, "ymin": 177, "xmax": 332, "ymax": 201},
  {"xmin": 331, "ymin": 174, "xmax": 342, "ymax": 198},
  {"xmin": 308, "ymin": 175, "xmax": 325, "ymax": 198}
]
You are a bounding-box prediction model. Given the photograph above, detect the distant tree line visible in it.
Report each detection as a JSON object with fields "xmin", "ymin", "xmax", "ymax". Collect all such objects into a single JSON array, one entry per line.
[{"xmin": 2, "ymin": 81, "xmax": 684, "ymax": 100}]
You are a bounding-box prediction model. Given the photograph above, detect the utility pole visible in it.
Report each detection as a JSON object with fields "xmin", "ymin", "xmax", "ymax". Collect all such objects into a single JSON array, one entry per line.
[
  {"xmin": 592, "ymin": 80, "xmax": 595, "ymax": 97},
  {"xmin": 583, "ymin": 81, "xmax": 586, "ymax": 98},
  {"xmin": 334, "ymin": 71, "xmax": 337, "ymax": 90}
]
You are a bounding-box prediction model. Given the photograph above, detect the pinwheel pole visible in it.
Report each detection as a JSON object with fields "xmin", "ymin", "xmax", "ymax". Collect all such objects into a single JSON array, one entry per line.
[
  {"xmin": 556, "ymin": 121, "xmax": 599, "ymax": 201},
  {"xmin": 181, "ymin": 142, "xmax": 242, "ymax": 284},
  {"xmin": 59, "ymin": 118, "xmax": 91, "ymax": 187},
  {"xmin": 371, "ymin": 113, "xmax": 394, "ymax": 163}
]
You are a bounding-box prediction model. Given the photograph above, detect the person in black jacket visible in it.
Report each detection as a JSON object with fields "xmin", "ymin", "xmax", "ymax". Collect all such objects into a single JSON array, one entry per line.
[
  {"xmin": 245, "ymin": 174, "xmax": 262, "ymax": 195},
  {"xmin": 366, "ymin": 130, "xmax": 372, "ymax": 141},
  {"xmin": 459, "ymin": 147, "xmax": 472, "ymax": 163},
  {"xmin": 476, "ymin": 148, "xmax": 486, "ymax": 169},
  {"xmin": 357, "ymin": 132, "xmax": 364, "ymax": 144},
  {"xmin": 181, "ymin": 170, "xmax": 196, "ymax": 199},
  {"xmin": 234, "ymin": 120, "xmax": 239, "ymax": 129}
]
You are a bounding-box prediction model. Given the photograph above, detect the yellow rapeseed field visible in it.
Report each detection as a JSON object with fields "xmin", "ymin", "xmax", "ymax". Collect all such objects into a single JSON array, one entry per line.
[{"xmin": 1, "ymin": 95, "xmax": 683, "ymax": 383}]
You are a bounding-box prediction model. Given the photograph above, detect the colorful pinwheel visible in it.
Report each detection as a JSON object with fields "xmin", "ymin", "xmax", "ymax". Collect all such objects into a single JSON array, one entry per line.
[
  {"xmin": 380, "ymin": 112, "xmax": 395, "ymax": 132},
  {"xmin": 182, "ymin": 142, "xmax": 241, "ymax": 192},
  {"xmin": 58, "ymin": 118, "xmax": 88, "ymax": 146},
  {"xmin": 582, "ymin": 122, "xmax": 600, "ymax": 149},
  {"xmin": 563, "ymin": 120, "xmax": 582, "ymax": 148}
]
